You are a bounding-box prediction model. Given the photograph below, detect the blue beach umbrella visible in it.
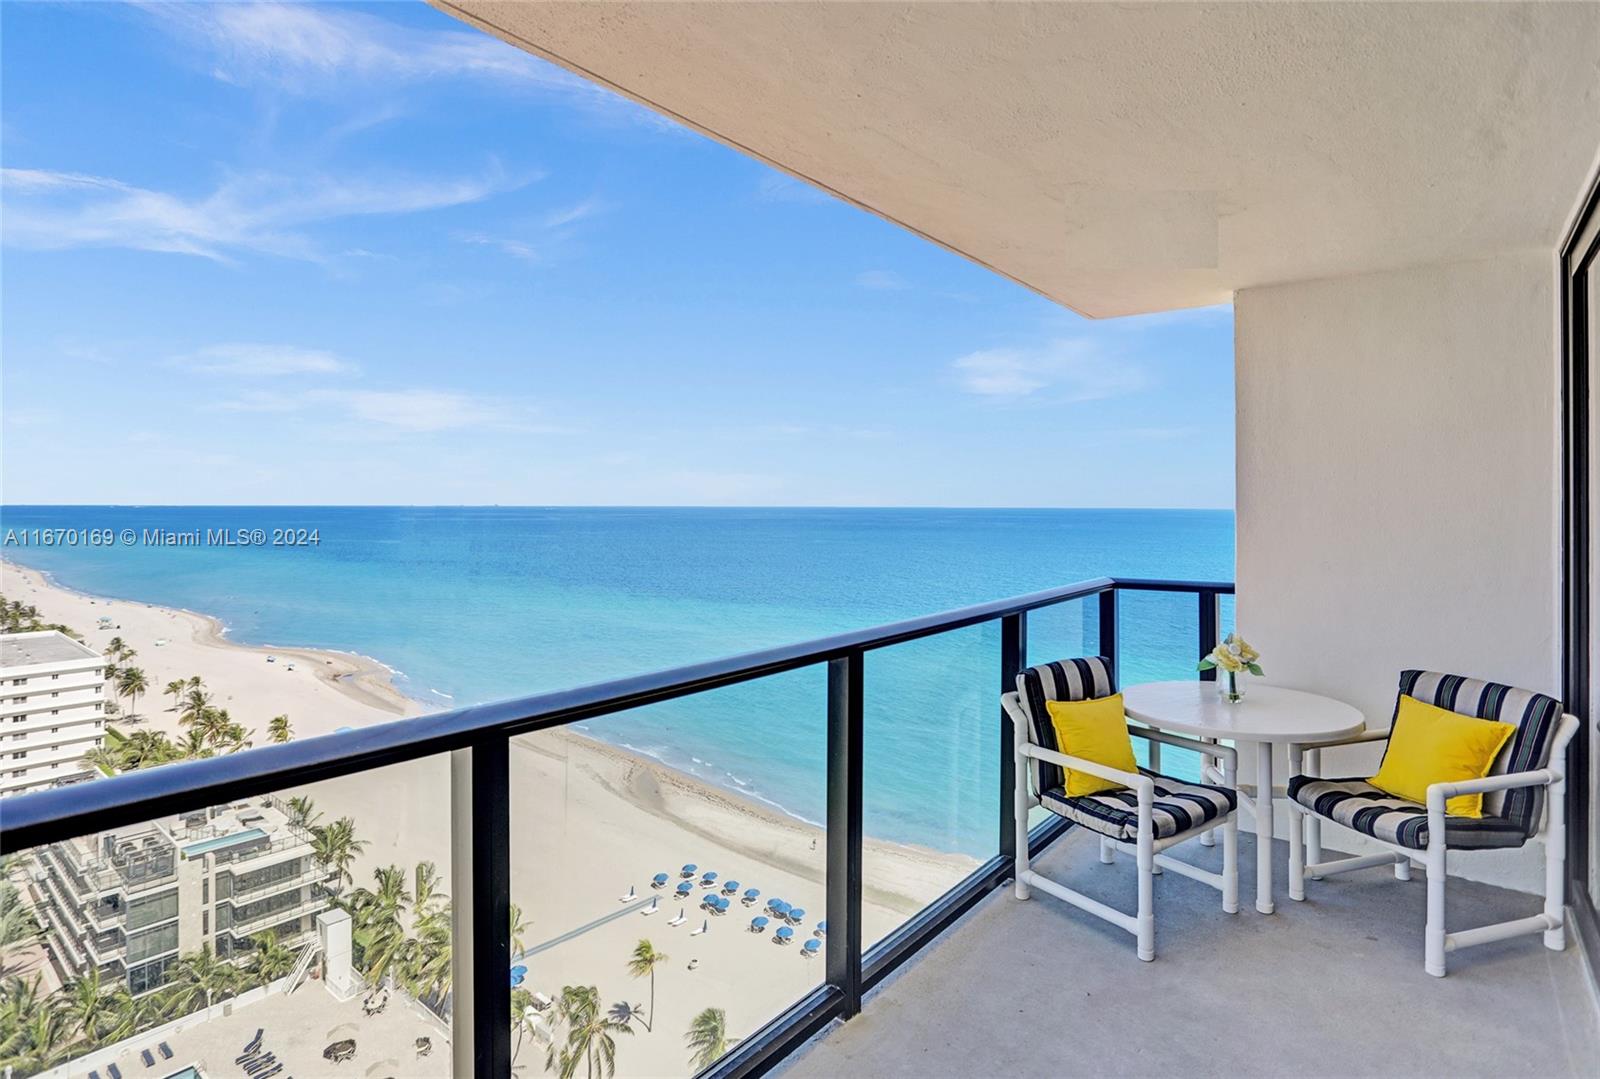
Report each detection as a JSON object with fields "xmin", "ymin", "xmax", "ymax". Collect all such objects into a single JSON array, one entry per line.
[
  {"xmin": 744, "ymin": 888, "xmax": 760, "ymax": 901},
  {"xmin": 681, "ymin": 864, "xmax": 697, "ymax": 877},
  {"xmin": 769, "ymin": 899, "xmax": 790, "ymax": 916},
  {"xmin": 751, "ymin": 916, "xmax": 769, "ymax": 931},
  {"xmin": 701, "ymin": 871, "xmax": 718, "ymax": 881},
  {"xmin": 816, "ymin": 920, "xmax": 827, "ymax": 936},
  {"xmin": 802, "ymin": 938, "xmax": 821, "ymax": 954},
  {"xmin": 775, "ymin": 926, "xmax": 795, "ymax": 942},
  {"xmin": 510, "ymin": 965, "xmax": 527, "ymax": 987},
  {"xmin": 722, "ymin": 880, "xmax": 740, "ymax": 894},
  {"xmin": 788, "ymin": 907, "xmax": 806, "ymax": 924},
  {"xmin": 676, "ymin": 882, "xmax": 693, "ymax": 896},
  {"xmin": 652, "ymin": 873, "xmax": 669, "ymax": 886}
]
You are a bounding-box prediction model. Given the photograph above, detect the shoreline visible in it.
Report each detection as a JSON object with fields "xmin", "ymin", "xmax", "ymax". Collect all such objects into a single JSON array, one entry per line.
[{"xmin": 1, "ymin": 555, "xmax": 978, "ymax": 1073}]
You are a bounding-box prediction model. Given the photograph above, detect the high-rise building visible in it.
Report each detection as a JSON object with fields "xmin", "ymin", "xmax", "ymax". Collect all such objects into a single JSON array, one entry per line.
[
  {"xmin": 30, "ymin": 797, "xmax": 331, "ymax": 996},
  {"xmin": 0, "ymin": 630, "xmax": 107, "ymax": 797}
]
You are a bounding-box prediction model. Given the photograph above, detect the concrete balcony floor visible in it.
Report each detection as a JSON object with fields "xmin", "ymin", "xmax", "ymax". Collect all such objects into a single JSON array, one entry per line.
[{"xmin": 781, "ymin": 830, "xmax": 1599, "ymax": 1078}]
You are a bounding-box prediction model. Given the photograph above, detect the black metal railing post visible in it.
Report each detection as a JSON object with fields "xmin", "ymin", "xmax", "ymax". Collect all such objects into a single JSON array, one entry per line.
[
  {"xmin": 471, "ymin": 736, "xmax": 512, "ymax": 1078},
  {"xmin": 998, "ymin": 613, "xmax": 1027, "ymax": 861},
  {"xmin": 1098, "ymin": 587, "xmax": 1119, "ymax": 683},
  {"xmin": 1198, "ymin": 589, "xmax": 1220, "ymax": 681},
  {"xmin": 826, "ymin": 651, "xmax": 864, "ymax": 1019}
]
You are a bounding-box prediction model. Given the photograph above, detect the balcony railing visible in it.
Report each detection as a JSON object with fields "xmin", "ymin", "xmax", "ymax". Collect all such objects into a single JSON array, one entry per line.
[{"xmin": 0, "ymin": 575, "xmax": 1231, "ymax": 1078}]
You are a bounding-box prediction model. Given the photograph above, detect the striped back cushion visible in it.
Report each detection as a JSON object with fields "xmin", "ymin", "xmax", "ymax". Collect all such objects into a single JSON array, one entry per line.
[
  {"xmin": 1392, "ymin": 670, "xmax": 1562, "ymax": 835},
  {"xmin": 1016, "ymin": 657, "xmax": 1116, "ymax": 792}
]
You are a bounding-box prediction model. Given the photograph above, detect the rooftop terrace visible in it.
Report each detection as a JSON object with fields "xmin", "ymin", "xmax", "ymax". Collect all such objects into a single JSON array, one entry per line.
[{"xmin": 0, "ymin": 629, "xmax": 101, "ymax": 669}]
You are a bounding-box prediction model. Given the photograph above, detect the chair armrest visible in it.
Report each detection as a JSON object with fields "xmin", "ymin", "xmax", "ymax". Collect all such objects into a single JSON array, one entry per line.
[
  {"xmin": 1425, "ymin": 768, "xmax": 1559, "ymax": 812},
  {"xmin": 1128, "ymin": 725, "xmax": 1237, "ymax": 767},
  {"xmin": 1019, "ymin": 742, "xmax": 1152, "ymax": 797},
  {"xmin": 1304, "ymin": 728, "xmax": 1390, "ymax": 749}
]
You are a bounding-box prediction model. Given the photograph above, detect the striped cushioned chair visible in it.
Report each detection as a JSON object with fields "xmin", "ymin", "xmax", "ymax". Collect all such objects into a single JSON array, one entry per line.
[
  {"xmin": 1285, "ymin": 670, "xmax": 1579, "ymax": 977},
  {"xmin": 1003, "ymin": 657, "xmax": 1239, "ymax": 961}
]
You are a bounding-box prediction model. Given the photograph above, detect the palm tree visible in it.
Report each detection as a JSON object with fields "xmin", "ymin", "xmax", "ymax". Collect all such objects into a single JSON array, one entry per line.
[
  {"xmin": 311, "ymin": 817, "xmax": 366, "ymax": 895},
  {"xmin": 285, "ymin": 795, "xmax": 321, "ymax": 831},
  {"xmin": 627, "ymin": 939, "xmax": 667, "ymax": 1032},
  {"xmin": 84, "ymin": 744, "xmax": 122, "ymax": 776},
  {"xmin": 547, "ymin": 985, "xmax": 631, "ymax": 1079},
  {"xmin": 251, "ymin": 931, "xmax": 297, "ymax": 985},
  {"xmin": 685, "ymin": 1007, "xmax": 737, "ymax": 1071},
  {"xmin": 406, "ymin": 900, "xmax": 453, "ymax": 1006},
  {"xmin": 0, "ymin": 882, "xmax": 41, "ymax": 975},
  {"xmin": 413, "ymin": 860, "xmax": 444, "ymax": 918},
  {"xmin": 63, "ymin": 966, "xmax": 116, "ymax": 1041},
  {"xmin": 164, "ymin": 946, "xmax": 241, "ymax": 1014},
  {"xmin": 268, "ymin": 714, "xmax": 293, "ymax": 743},
  {"xmin": 120, "ymin": 729, "xmax": 182, "ymax": 769},
  {"xmin": 510, "ymin": 901, "xmax": 528, "ymax": 957},
  {"xmin": 180, "ymin": 686, "xmax": 212, "ymax": 727},
  {"xmin": 118, "ymin": 666, "xmax": 148, "ymax": 720},
  {"xmin": 106, "ymin": 636, "xmax": 125, "ymax": 659},
  {"xmin": 165, "ymin": 679, "xmax": 188, "ymax": 711},
  {"xmin": 187, "ymin": 675, "xmax": 203, "ymax": 691}
]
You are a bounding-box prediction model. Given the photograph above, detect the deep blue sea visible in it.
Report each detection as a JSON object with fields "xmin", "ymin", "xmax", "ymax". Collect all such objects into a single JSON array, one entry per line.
[{"xmin": 0, "ymin": 507, "xmax": 1233, "ymax": 856}]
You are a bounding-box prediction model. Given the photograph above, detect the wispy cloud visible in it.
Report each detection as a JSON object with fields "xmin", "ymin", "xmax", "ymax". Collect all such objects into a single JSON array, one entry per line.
[
  {"xmin": 142, "ymin": 1, "xmax": 666, "ymax": 129},
  {"xmin": 215, "ymin": 386, "xmax": 553, "ymax": 434},
  {"xmin": 855, "ymin": 269, "xmax": 909, "ymax": 291},
  {"xmin": 456, "ymin": 196, "xmax": 608, "ymax": 263},
  {"xmin": 1, "ymin": 165, "xmax": 525, "ymax": 263},
  {"xmin": 950, "ymin": 340, "xmax": 1150, "ymax": 401},
  {"xmin": 174, "ymin": 343, "xmax": 355, "ymax": 377}
]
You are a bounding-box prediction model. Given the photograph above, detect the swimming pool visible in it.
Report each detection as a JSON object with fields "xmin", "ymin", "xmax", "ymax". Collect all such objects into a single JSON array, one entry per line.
[
  {"xmin": 180, "ymin": 828, "xmax": 266, "ymax": 858},
  {"xmin": 162, "ymin": 1067, "xmax": 201, "ymax": 1079}
]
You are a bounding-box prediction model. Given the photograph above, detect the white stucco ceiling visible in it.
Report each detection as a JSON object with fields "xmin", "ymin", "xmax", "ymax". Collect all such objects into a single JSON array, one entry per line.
[{"xmin": 435, "ymin": 1, "xmax": 1600, "ymax": 317}]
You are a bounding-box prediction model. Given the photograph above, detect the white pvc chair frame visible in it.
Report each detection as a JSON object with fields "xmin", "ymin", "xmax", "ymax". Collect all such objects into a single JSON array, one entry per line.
[
  {"xmin": 1285, "ymin": 713, "xmax": 1579, "ymax": 977},
  {"xmin": 1003, "ymin": 691, "xmax": 1240, "ymax": 961}
]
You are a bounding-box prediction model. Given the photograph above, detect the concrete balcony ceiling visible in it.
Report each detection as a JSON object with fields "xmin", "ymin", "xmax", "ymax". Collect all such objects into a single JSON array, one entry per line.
[{"xmin": 434, "ymin": 1, "xmax": 1600, "ymax": 317}]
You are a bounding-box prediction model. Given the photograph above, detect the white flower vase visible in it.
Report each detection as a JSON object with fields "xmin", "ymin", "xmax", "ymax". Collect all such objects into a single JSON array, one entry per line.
[{"xmin": 1220, "ymin": 669, "xmax": 1244, "ymax": 703}]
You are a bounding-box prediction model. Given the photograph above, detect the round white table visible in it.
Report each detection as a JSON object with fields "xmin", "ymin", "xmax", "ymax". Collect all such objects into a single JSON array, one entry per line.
[{"xmin": 1121, "ymin": 681, "xmax": 1365, "ymax": 914}]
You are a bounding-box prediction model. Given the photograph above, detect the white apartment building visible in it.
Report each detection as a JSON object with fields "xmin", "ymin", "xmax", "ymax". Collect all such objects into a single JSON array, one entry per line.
[
  {"xmin": 30, "ymin": 797, "xmax": 331, "ymax": 996},
  {"xmin": 0, "ymin": 630, "xmax": 107, "ymax": 797}
]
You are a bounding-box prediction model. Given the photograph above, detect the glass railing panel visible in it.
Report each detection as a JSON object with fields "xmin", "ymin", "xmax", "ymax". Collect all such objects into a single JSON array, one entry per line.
[
  {"xmin": 0, "ymin": 757, "xmax": 455, "ymax": 1077},
  {"xmin": 509, "ymin": 666, "xmax": 825, "ymax": 1078},
  {"xmin": 861, "ymin": 622, "xmax": 999, "ymax": 949}
]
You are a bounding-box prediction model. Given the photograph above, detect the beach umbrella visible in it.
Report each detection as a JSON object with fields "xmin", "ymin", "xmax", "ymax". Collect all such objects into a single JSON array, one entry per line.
[
  {"xmin": 676, "ymin": 882, "xmax": 693, "ymax": 896},
  {"xmin": 510, "ymin": 965, "xmax": 527, "ymax": 987},
  {"xmin": 803, "ymin": 938, "xmax": 821, "ymax": 954},
  {"xmin": 817, "ymin": 920, "xmax": 827, "ymax": 936},
  {"xmin": 701, "ymin": 871, "xmax": 718, "ymax": 882},
  {"xmin": 682, "ymin": 864, "xmax": 697, "ymax": 876},
  {"xmin": 788, "ymin": 907, "xmax": 806, "ymax": 924},
  {"xmin": 652, "ymin": 873, "xmax": 669, "ymax": 886},
  {"xmin": 769, "ymin": 899, "xmax": 790, "ymax": 915},
  {"xmin": 722, "ymin": 880, "xmax": 740, "ymax": 894},
  {"xmin": 751, "ymin": 916, "xmax": 769, "ymax": 930},
  {"xmin": 744, "ymin": 888, "xmax": 760, "ymax": 900},
  {"xmin": 775, "ymin": 926, "xmax": 795, "ymax": 942}
]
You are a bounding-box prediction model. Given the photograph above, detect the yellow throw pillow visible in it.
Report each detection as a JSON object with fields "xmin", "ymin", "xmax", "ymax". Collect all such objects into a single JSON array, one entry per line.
[
  {"xmin": 1045, "ymin": 693, "xmax": 1139, "ymax": 797},
  {"xmin": 1369, "ymin": 695, "xmax": 1515, "ymax": 817}
]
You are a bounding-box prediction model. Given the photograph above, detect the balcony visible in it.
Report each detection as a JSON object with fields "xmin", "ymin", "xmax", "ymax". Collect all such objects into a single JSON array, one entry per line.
[{"xmin": 8, "ymin": 574, "xmax": 1593, "ymax": 1079}]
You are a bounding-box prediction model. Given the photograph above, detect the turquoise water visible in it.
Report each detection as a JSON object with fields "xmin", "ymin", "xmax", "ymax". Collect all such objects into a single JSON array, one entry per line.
[
  {"xmin": 180, "ymin": 829, "xmax": 267, "ymax": 858},
  {"xmin": 1, "ymin": 506, "xmax": 1232, "ymax": 854}
]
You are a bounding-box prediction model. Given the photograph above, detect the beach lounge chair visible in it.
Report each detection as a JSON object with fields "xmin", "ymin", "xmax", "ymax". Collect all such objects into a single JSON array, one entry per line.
[
  {"xmin": 1007, "ymin": 656, "xmax": 1240, "ymax": 962},
  {"xmin": 241, "ymin": 1029, "xmax": 264, "ymax": 1056},
  {"xmin": 690, "ymin": 919, "xmax": 708, "ymax": 936},
  {"xmin": 108, "ymin": 1065, "xmax": 123, "ymax": 1079},
  {"xmin": 158, "ymin": 1043, "xmax": 173, "ymax": 1060},
  {"xmin": 141, "ymin": 1049, "xmax": 155, "ymax": 1067},
  {"xmin": 90, "ymin": 1071, "xmax": 101, "ymax": 1079},
  {"xmin": 1286, "ymin": 669, "xmax": 1579, "ymax": 976},
  {"xmin": 257, "ymin": 1067, "xmax": 282, "ymax": 1079},
  {"xmin": 641, "ymin": 896, "xmax": 659, "ymax": 915},
  {"xmin": 667, "ymin": 910, "xmax": 686, "ymax": 927},
  {"xmin": 416, "ymin": 1036, "xmax": 433, "ymax": 1057},
  {"xmin": 619, "ymin": 884, "xmax": 636, "ymax": 902}
]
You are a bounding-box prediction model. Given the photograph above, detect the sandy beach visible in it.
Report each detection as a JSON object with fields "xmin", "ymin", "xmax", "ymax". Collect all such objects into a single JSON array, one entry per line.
[{"xmin": 2, "ymin": 558, "xmax": 978, "ymax": 1076}]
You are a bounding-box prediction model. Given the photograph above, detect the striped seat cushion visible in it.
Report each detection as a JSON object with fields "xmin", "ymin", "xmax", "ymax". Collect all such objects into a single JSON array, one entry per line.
[
  {"xmin": 1041, "ymin": 769, "xmax": 1236, "ymax": 841},
  {"xmin": 1015, "ymin": 657, "xmax": 1116, "ymax": 793},
  {"xmin": 1288, "ymin": 776, "xmax": 1527, "ymax": 851},
  {"xmin": 1387, "ymin": 671, "xmax": 1562, "ymax": 838}
]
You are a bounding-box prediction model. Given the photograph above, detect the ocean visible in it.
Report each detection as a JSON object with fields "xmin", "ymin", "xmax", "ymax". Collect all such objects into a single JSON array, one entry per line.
[{"xmin": 0, "ymin": 506, "xmax": 1233, "ymax": 856}]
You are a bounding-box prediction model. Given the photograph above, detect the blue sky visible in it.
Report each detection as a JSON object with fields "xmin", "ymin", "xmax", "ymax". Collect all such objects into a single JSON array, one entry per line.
[{"xmin": 1, "ymin": 1, "xmax": 1235, "ymax": 508}]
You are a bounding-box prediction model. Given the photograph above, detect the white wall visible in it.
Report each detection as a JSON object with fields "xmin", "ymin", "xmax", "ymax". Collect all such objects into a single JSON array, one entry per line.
[{"xmin": 1234, "ymin": 250, "xmax": 1559, "ymax": 892}]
